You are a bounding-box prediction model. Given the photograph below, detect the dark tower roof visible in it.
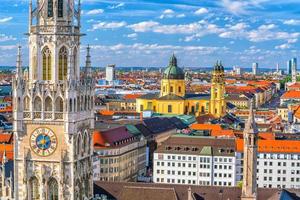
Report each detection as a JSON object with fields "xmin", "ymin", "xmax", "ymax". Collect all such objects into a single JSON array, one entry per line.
[
  {"xmin": 214, "ymin": 60, "xmax": 224, "ymax": 72},
  {"xmin": 163, "ymin": 54, "xmax": 184, "ymax": 80}
]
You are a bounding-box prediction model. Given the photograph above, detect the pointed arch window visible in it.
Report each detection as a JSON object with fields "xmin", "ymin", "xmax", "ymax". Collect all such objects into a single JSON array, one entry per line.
[
  {"xmin": 42, "ymin": 47, "xmax": 52, "ymax": 80},
  {"xmin": 48, "ymin": 178, "xmax": 59, "ymax": 200},
  {"xmin": 58, "ymin": 0, "xmax": 64, "ymax": 18},
  {"xmin": 30, "ymin": 177, "xmax": 40, "ymax": 200},
  {"xmin": 48, "ymin": 0, "xmax": 54, "ymax": 18},
  {"xmin": 58, "ymin": 47, "xmax": 68, "ymax": 80}
]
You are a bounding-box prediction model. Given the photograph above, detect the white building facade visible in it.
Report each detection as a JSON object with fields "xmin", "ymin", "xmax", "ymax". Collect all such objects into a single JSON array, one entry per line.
[
  {"xmin": 153, "ymin": 137, "xmax": 237, "ymax": 187},
  {"xmin": 154, "ymin": 136, "xmax": 300, "ymax": 189}
]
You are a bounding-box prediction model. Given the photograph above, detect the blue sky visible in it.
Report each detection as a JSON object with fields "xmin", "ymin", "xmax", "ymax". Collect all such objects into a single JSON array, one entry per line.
[{"xmin": 1, "ymin": 0, "xmax": 300, "ymax": 68}]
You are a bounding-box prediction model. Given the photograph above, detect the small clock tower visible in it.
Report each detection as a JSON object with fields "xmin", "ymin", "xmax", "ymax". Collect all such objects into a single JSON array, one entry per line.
[{"xmin": 13, "ymin": 0, "xmax": 94, "ymax": 199}]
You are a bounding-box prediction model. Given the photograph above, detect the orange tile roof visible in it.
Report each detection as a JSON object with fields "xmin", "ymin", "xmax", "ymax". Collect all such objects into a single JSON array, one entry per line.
[
  {"xmin": 211, "ymin": 129, "xmax": 234, "ymax": 137},
  {"xmin": 99, "ymin": 110, "xmax": 115, "ymax": 116},
  {"xmin": 124, "ymin": 94, "xmax": 143, "ymax": 100},
  {"xmin": 0, "ymin": 134, "xmax": 13, "ymax": 143},
  {"xmin": 236, "ymin": 139, "xmax": 300, "ymax": 153},
  {"xmin": 190, "ymin": 124, "xmax": 222, "ymax": 131},
  {"xmin": 287, "ymin": 82, "xmax": 300, "ymax": 88},
  {"xmin": 281, "ymin": 91, "xmax": 300, "ymax": 99},
  {"xmin": 93, "ymin": 131, "xmax": 106, "ymax": 147}
]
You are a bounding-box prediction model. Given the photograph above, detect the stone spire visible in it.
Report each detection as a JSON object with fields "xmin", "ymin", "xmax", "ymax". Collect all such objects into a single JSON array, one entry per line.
[
  {"xmin": 16, "ymin": 46, "xmax": 23, "ymax": 81},
  {"xmin": 85, "ymin": 45, "xmax": 92, "ymax": 78},
  {"xmin": 241, "ymin": 99, "xmax": 258, "ymax": 200}
]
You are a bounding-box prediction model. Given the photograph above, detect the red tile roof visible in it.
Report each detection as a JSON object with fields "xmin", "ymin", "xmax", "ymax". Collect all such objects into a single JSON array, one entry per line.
[{"xmin": 281, "ymin": 91, "xmax": 300, "ymax": 99}]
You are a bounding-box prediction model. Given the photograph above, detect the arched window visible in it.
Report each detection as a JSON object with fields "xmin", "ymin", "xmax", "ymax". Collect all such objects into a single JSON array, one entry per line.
[
  {"xmin": 77, "ymin": 134, "xmax": 81, "ymax": 155},
  {"xmin": 45, "ymin": 97, "xmax": 53, "ymax": 111},
  {"xmin": 58, "ymin": 0, "xmax": 64, "ymax": 18},
  {"xmin": 34, "ymin": 97, "xmax": 42, "ymax": 111},
  {"xmin": 178, "ymin": 86, "xmax": 181, "ymax": 93},
  {"xmin": 58, "ymin": 47, "xmax": 68, "ymax": 80},
  {"xmin": 170, "ymin": 86, "xmax": 174, "ymax": 93},
  {"xmin": 42, "ymin": 47, "xmax": 52, "ymax": 80},
  {"xmin": 30, "ymin": 177, "xmax": 40, "ymax": 200},
  {"xmin": 55, "ymin": 97, "xmax": 64, "ymax": 112},
  {"xmin": 24, "ymin": 96, "xmax": 30, "ymax": 111},
  {"xmin": 48, "ymin": 0, "xmax": 53, "ymax": 18},
  {"xmin": 48, "ymin": 178, "xmax": 58, "ymax": 200}
]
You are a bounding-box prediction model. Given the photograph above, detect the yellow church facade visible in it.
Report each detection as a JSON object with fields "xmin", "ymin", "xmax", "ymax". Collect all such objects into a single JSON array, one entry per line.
[{"xmin": 136, "ymin": 55, "xmax": 226, "ymax": 118}]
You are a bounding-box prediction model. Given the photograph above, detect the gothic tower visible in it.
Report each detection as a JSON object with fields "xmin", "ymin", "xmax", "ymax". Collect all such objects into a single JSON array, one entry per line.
[
  {"xmin": 210, "ymin": 61, "xmax": 226, "ymax": 118},
  {"xmin": 160, "ymin": 54, "xmax": 185, "ymax": 97},
  {"xmin": 13, "ymin": 0, "xmax": 95, "ymax": 199},
  {"xmin": 241, "ymin": 100, "xmax": 258, "ymax": 200}
]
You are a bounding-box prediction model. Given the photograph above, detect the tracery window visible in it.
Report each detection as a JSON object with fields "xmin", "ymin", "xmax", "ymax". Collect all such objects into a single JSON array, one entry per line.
[
  {"xmin": 58, "ymin": 47, "xmax": 68, "ymax": 80},
  {"xmin": 30, "ymin": 177, "xmax": 40, "ymax": 200},
  {"xmin": 42, "ymin": 47, "xmax": 52, "ymax": 80},
  {"xmin": 48, "ymin": 178, "xmax": 59, "ymax": 200}
]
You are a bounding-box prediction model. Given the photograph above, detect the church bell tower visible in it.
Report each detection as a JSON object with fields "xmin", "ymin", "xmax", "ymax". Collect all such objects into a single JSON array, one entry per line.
[
  {"xmin": 210, "ymin": 61, "xmax": 226, "ymax": 118},
  {"xmin": 13, "ymin": 0, "xmax": 95, "ymax": 199},
  {"xmin": 241, "ymin": 100, "xmax": 258, "ymax": 200}
]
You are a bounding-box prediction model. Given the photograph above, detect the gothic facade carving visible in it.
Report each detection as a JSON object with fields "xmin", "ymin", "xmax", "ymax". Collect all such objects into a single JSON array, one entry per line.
[{"xmin": 13, "ymin": 0, "xmax": 94, "ymax": 199}]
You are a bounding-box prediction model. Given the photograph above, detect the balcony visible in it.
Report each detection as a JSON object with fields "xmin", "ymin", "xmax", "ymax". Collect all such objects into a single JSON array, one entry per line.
[
  {"xmin": 33, "ymin": 112, "xmax": 42, "ymax": 119},
  {"xmin": 44, "ymin": 112, "xmax": 53, "ymax": 120}
]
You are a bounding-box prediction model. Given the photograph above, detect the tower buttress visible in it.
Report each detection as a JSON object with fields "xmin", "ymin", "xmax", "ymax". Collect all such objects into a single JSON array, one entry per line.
[{"xmin": 241, "ymin": 100, "xmax": 258, "ymax": 200}]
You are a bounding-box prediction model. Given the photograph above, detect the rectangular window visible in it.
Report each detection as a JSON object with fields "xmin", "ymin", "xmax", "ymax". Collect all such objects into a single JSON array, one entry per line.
[{"xmin": 168, "ymin": 105, "xmax": 172, "ymax": 113}]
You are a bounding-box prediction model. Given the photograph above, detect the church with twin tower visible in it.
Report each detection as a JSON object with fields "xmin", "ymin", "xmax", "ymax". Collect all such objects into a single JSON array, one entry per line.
[{"xmin": 13, "ymin": 0, "xmax": 94, "ymax": 199}]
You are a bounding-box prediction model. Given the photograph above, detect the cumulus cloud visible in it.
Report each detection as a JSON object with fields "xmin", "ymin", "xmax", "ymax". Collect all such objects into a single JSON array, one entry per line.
[
  {"xmin": 0, "ymin": 34, "xmax": 16, "ymax": 42},
  {"xmin": 194, "ymin": 8, "xmax": 209, "ymax": 15},
  {"xmin": 283, "ymin": 19, "xmax": 300, "ymax": 26},
  {"xmin": 91, "ymin": 21, "xmax": 127, "ymax": 31},
  {"xmin": 275, "ymin": 43, "xmax": 291, "ymax": 50},
  {"xmin": 159, "ymin": 9, "xmax": 185, "ymax": 19},
  {"xmin": 86, "ymin": 9, "xmax": 104, "ymax": 15}
]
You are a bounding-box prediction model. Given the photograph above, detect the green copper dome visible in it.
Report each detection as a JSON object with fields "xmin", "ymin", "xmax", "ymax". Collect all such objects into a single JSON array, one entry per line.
[{"xmin": 163, "ymin": 54, "xmax": 185, "ymax": 80}]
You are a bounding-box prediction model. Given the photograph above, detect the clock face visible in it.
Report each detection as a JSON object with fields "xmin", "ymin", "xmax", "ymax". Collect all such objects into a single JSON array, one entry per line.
[{"xmin": 30, "ymin": 128, "xmax": 57, "ymax": 157}]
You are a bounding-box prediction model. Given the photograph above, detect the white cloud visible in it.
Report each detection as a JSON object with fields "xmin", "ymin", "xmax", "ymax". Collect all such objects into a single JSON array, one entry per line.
[
  {"xmin": 159, "ymin": 9, "xmax": 185, "ymax": 19},
  {"xmin": 91, "ymin": 21, "xmax": 127, "ymax": 31},
  {"xmin": 109, "ymin": 3, "xmax": 125, "ymax": 9},
  {"xmin": 128, "ymin": 21, "xmax": 160, "ymax": 32},
  {"xmin": 127, "ymin": 33, "xmax": 138, "ymax": 38},
  {"xmin": 0, "ymin": 34, "xmax": 16, "ymax": 42},
  {"xmin": 275, "ymin": 43, "xmax": 291, "ymax": 50},
  {"xmin": 0, "ymin": 17, "xmax": 13, "ymax": 23},
  {"xmin": 283, "ymin": 19, "xmax": 300, "ymax": 26},
  {"xmin": 194, "ymin": 8, "xmax": 209, "ymax": 15},
  {"xmin": 90, "ymin": 43, "xmax": 226, "ymax": 55},
  {"xmin": 86, "ymin": 9, "xmax": 104, "ymax": 15}
]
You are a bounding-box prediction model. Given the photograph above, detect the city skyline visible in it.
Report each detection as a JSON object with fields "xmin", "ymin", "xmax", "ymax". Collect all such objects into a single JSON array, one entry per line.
[{"xmin": 0, "ymin": 0, "xmax": 300, "ymax": 68}]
